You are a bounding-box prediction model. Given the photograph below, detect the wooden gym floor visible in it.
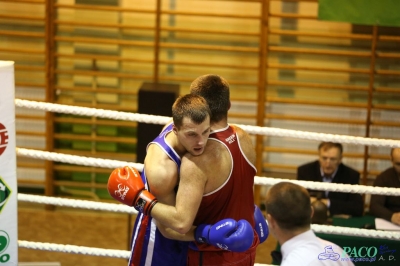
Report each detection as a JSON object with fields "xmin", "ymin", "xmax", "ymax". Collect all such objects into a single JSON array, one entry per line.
[{"xmin": 18, "ymin": 202, "xmax": 276, "ymax": 266}]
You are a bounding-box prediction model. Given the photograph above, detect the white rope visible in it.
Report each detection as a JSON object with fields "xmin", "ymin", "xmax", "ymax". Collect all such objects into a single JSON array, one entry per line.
[
  {"xmin": 15, "ymin": 99, "xmax": 170, "ymax": 125},
  {"xmin": 15, "ymin": 99, "xmax": 400, "ymax": 148},
  {"xmin": 18, "ymin": 240, "xmax": 274, "ymax": 266},
  {"xmin": 311, "ymin": 224, "xmax": 400, "ymax": 241},
  {"xmin": 18, "ymin": 240, "xmax": 131, "ymax": 259},
  {"xmin": 255, "ymin": 176, "xmax": 400, "ymax": 197},
  {"xmin": 16, "ymin": 147, "xmax": 143, "ymax": 172},
  {"xmin": 238, "ymin": 124, "xmax": 400, "ymax": 148},
  {"xmin": 16, "ymin": 147, "xmax": 400, "ymax": 196},
  {"xmin": 17, "ymin": 193, "xmax": 400, "ymax": 241},
  {"xmin": 18, "ymin": 193, "xmax": 137, "ymax": 214}
]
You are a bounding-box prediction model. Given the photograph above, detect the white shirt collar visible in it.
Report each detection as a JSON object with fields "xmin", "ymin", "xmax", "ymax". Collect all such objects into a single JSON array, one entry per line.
[
  {"xmin": 281, "ymin": 229, "xmax": 317, "ymax": 260},
  {"xmin": 320, "ymin": 166, "xmax": 338, "ymax": 180}
]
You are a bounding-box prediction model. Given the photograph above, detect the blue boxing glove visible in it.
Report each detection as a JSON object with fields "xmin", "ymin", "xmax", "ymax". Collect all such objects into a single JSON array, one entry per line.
[
  {"xmin": 254, "ymin": 204, "xmax": 269, "ymax": 243},
  {"xmin": 194, "ymin": 218, "xmax": 254, "ymax": 252}
]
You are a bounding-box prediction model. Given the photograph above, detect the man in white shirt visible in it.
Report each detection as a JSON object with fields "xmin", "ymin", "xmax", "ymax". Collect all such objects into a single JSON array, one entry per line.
[{"xmin": 265, "ymin": 182, "xmax": 355, "ymax": 266}]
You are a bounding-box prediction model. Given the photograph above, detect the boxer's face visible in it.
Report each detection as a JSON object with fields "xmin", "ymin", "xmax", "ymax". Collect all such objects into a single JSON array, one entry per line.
[
  {"xmin": 174, "ymin": 116, "xmax": 210, "ymax": 156},
  {"xmin": 318, "ymin": 147, "xmax": 342, "ymax": 177}
]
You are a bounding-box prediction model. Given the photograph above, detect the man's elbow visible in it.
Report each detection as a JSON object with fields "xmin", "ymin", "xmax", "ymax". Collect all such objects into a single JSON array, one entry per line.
[
  {"xmin": 172, "ymin": 215, "xmax": 193, "ymax": 234},
  {"xmin": 174, "ymin": 220, "xmax": 192, "ymax": 235}
]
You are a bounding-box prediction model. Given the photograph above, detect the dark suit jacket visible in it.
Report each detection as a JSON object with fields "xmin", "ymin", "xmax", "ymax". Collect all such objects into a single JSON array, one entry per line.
[
  {"xmin": 297, "ymin": 160, "xmax": 364, "ymax": 217},
  {"xmin": 369, "ymin": 167, "xmax": 400, "ymax": 221}
]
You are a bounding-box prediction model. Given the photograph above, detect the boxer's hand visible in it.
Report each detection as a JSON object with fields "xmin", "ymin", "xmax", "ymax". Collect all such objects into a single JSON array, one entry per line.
[
  {"xmin": 194, "ymin": 218, "xmax": 254, "ymax": 252},
  {"xmin": 254, "ymin": 204, "xmax": 269, "ymax": 243},
  {"xmin": 107, "ymin": 166, "xmax": 157, "ymax": 215}
]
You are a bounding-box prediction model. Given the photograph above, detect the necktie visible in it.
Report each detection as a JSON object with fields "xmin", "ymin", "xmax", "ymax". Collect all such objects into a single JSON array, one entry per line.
[{"xmin": 271, "ymin": 250, "xmax": 282, "ymax": 264}]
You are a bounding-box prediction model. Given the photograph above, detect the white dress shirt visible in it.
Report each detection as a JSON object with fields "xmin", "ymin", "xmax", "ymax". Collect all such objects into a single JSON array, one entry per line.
[
  {"xmin": 321, "ymin": 167, "xmax": 338, "ymax": 198},
  {"xmin": 280, "ymin": 230, "xmax": 354, "ymax": 266}
]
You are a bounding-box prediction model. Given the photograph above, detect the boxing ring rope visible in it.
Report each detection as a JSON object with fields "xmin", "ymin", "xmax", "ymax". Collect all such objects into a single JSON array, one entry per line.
[
  {"xmin": 17, "ymin": 193, "xmax": 400, "ymax": 241},
  {"xmin": 17, "ymin": 147, "xmax": 144, "ymax": 172},
  {"xmin": 15, "ymin": 99, "xmax": 400, "ymax": 148},
  {"xmin": 16, "ymin": 148, "xmax": 400, "ymax": 197},
  {"xmin": 17, "ymin": 240, "xmax": 265, "ymax": 266},
  {"xmin": 18, "ymin": 240, "xmax": 131, "ymax": 259},
  {"xmin": 15, "ymin": 98, "xmax": 400, "ymax": 264}
]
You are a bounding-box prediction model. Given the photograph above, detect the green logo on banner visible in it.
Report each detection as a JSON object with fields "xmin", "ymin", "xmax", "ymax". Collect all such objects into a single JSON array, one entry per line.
[
  {"xmin": 0, "ymin": 231, "xmax": 9, "ymax": 254},
  {"xmin": 0, "ymin": 230, "xmax": 10, "ymax": 263},
  {"xmin": 0, "ymin": 177, "xmax": 11, "ymax": 214}
]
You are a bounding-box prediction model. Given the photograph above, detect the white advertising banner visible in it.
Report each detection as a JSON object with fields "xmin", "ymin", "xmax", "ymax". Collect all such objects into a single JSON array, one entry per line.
[{"xmin": 0, "ymin": 61, "xmax": 17, "ymax": 265}]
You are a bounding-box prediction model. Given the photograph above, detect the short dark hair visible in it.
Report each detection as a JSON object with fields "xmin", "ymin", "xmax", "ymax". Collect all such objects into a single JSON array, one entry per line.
[
  {"xmin": 265, "ymin": 182, "xmax": 311, "ymax": 230},
  {"xmin": 318, "ymin": 142, "xmax": 343, "ymax": 155},
  {"xmin": 172, "ymin": 94, "xmax": 211, "ymax": 128},
  {"xmin": 190, "ymin": 74, "xmax": 230, "ymax": 123}
]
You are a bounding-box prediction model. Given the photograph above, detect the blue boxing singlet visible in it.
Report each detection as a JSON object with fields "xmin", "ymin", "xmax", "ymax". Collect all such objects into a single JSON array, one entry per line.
[{"xmin": 128, "ymin": 123, "xmax": 188, "ymax": 266}]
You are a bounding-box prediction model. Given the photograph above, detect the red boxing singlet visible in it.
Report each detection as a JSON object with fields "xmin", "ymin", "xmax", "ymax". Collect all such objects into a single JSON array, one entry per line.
[{"xmin": 188, "ymin": 125, "xmax": 259, "ymax": 266}]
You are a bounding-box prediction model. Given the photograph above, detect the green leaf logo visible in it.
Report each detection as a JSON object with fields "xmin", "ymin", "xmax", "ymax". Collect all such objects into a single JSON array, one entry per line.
[
  {"xmin": 0, "ymin": 177, "xmax": 11, "ymax": 214},
  {"xmin": 0, "ymin": 231, "xmax": 9, "ymax": 254}
]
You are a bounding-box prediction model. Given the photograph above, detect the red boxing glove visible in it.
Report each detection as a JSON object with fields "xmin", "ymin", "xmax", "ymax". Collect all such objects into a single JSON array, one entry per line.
[{"xmin": 107, "ymin": 166, "xmax": 158, "ymax": 215}]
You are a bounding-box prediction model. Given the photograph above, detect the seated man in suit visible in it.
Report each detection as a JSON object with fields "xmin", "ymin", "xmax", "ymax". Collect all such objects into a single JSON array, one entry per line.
[{"xmin": 297, "ymin": 142, "xmax": 364, "ymax": 218}]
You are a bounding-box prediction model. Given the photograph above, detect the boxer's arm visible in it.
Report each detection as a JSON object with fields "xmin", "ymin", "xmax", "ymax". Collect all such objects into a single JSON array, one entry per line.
[
  {"xmin": 144, "ymin": 157, "xmax": 178, "ymax": 206},
  {"xmin": 157, "ymin": 221, "xmax": 196, "ymax": 241},
  {"xmin": 150, "ymin": 153, "xmax": 207, "ymax": 234},
  {"xmin": 107, "ymin": 158, "xmax": 205, "ymax": 234}
]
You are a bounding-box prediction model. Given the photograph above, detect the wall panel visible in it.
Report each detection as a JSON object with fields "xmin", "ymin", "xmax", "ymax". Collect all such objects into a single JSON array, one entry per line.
[{"xmin": 0, "ymin": 0, "xmax": 398, "ymax": 204}]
